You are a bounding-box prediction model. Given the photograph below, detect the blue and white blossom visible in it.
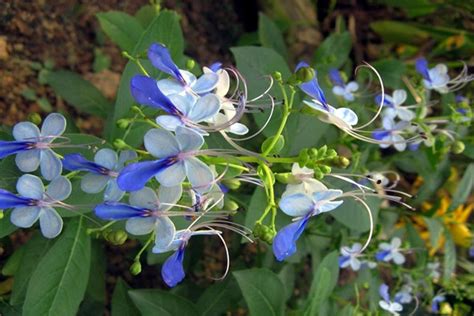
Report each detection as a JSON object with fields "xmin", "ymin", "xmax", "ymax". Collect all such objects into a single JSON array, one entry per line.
[
  {"xmin": 0, "ymin": 113, "xmax": 66, "ymax": 180},
  {"xmin": 375, "ymin": 237, "xmax": 406, "ymax": 265},
  {"xmin": 1, "ymin": 174, "xmax": 71, "ymax": 238},
  {"xmin": 63, "ymin": 149, "xmax": 137, "ymax": 201},
  {"xmin": 338, "ymin": 243, "xmax": 363, "ymax": 271},
  {"xmin": 372, "ymin": 117, "xmax": 410, "ymax": 152},
  {"xmin": 117, "ymin": 126, "xmax": 214, "ymax": 193},
  {"xmin": 394, "ymin": 285, "xmax": 413, "ymax": 304},
  {"xmin": 427, "ymin": 261, "xmax": 441, "ymax": 280},
  {"xmin": 273, "ymin": 189, "xmax": 344, "ymax": 261},
  {"xmin": 283, "ymin": 163, "xmax": 328, "ymax": 196},
  {"xmin": 329, "ymin": 68, "xmax": 359, "ymax": 102},
  {"xmin": 431, "ymin": 294, "xmax": 446, "ymax": 313},
  {"xmin": 379, "ymin": 284, "xmax": 403, "ymax": 316},
  {"xmin": 416, "ymin": 58, "xmax": 473, "ymax": 94},
  {"xmin": 376, "ymin": 89, "xmax": 415, "ymax": 121}
]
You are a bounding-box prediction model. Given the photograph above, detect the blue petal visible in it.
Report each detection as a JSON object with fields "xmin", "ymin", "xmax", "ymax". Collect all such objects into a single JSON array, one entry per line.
[
  {"xmin": 130, "ymin": 75, "xmax": 181, "ymax": 115},
  {"xmin": 10, "ymin": 206, "xmax": 41, "ymax": 228},
  {"xmin": 144, "ymin": 128, "xmax": 180, "ymax": 158},
  {"xmin": 155, "ymin": 115, "xmax": 183, "ymax": 131},
  {"xmin": 148, "ymin": 43, "xmax": 186, "ymax": 84},
  {"xmin": 338, "ymin": 255, "xmax": 350, "ymax": 268},
  {"xmin": 415, "ymin": 58, "xmax": 430, "ymax": 81},
  {"xmin": 117, "ymin": 158, "xmax": 175, "ymax": 191},
  {"xmin": 209, "ymin": 62, "xmax": 222, "ymax": 72},
  {"xmin": 40, "ymin": 149, "xmax": 62, "ymax": 181},
  {"xmin": 46, "ymin": 176, "xmax": 72, "ymax": 201},
  {"xmin": 375, "ymin": 250, "xmax": 390, "ymax": 261},
  {"xmin": 125, "ymin": 217, "xmax": 156, "ymax": 235},
  {"xmin": 175, "ymin": 126, "xmax": 204, "ymax": 152},
  {"xmin": 17, "ymin": 174, "xmax": 44, "ymax": 199},
  {"xmin": 41, "ymin": 113, "xmax": 66, "ymax": 138},
  {"xmin": 187, "ymin": 94, "xmax": 220, "ymax": 122},
  {"xmin": 39, "ymin": 206, "xmax": 63, "ymax": 238},
  {"xmin": 272, "ymin": 216, "xmax": 310, "ymax": 261},
  {"xmin": 379, "ymin": 283, "xmax": 390, "ymax": 303},
  {"xmin": 161, "ymin": 247, "xmax": 186, "ymax": 287},
  {"xmin": 279, "ymin": 193, "xmax": 314, "ymax": 217},
  {"xmin": 94, "ymin": 148, "xmax": 118, "ymax": 170},
  {"xmin": 15, "ymin": 149, "xmax": 41, "ymax": 173},
  {"xmin": 295, "ymin": 62, "xmax": 328, "ymax": 108},
  {"xmin": 329, "ymin": 68, "xmax": 344, "ymax": 86},
  {"xmin": 192, "ymin": 73, "xmax": 219, "ymax": 94},
  {"xmin": 0, "ymin": 189, "xmax": 31, "ymax": 209},
  {"xmin": 81, "ymin": 173, "xmax": 109, "ymax": 194},
  {"xmin": 155, "ymin": 161, "xmax": 186, "ymax": 187},
  {"xmin": 184, "ymin": 157, "xmax": 214, "ymax": 194},
  {"xmin": 372, "ymin": 130, "xmax": 390, "ymax": 141},
  {"xmin": 0, "ymin": 141, "xmax": 30, "ymax": 159},
  {"xmin": 129, "ymin": 187, "xmax": 159, "ymax": 209},
  {"xmin": 63, "ymin": 153, "xmax": 107, "ymax": 174},
  {"xmin": 94, "ymin": 202, "xmax": 147, "ymax": 220},
  {"xmin": 13, "ymin": 122, "xmax": 40, "ymax": 141}
]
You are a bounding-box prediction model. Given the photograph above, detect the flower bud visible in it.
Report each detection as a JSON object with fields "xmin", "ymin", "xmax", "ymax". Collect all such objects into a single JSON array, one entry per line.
[
  {"xmin": 275, "ymin": 172, "xmax": 295, "ymax": 184},
  {"xmin": 309, "ymin": 148, "xmax": 318, "ymax": 159},
  {"xmin": 27, "ymin": 113, "xmax": 42, "ymax": 125},
  {"xmin": 313, "ymin": 167, "xmax": 324, "ymax": 180},
  {"xmin": 298, "ymin": 149, "xmax": 310, "ymax": 167},
  {"xmin": 452, "ymin": 141, "xmax": 465, "ymax": 154},
  {"xmin": 295, "ymin": 66, "xmax": 315, "ymax": 83},
  {"xmin": 106, "ymin": 230, "xmax": 128, "ymax": 245},
  {"xmin": 113, "ymin": 138, "xmax": 128, "ymax": 150},
  {"xmin": 186, "ymin": 59, "xmax": 195, "ymax": 70},
  {"xmin": 0, "ymin": 212, "xmax": 4, "ymax": 220},
  {"xmin": 272, "ymin": 71, "xmax": 282, "ymax": 83},
  {"xmin": 116, "ymin": 118, "xmax": 131, "ymax": 129},
  {"xmin": 338, "ymin": 157, "xmax": 350, "ymax": 168},
  {"xmin": 440, "ymin": 302, "xmax": 452, "ymax": 315},
  {"xmin": 224, "ymin": 199, "xmax": 239, "ymax": 211},
  {"xmin": 131, "ymin": 105, "xmax": 142, "ymax": 113},
  {"xmin": 253, "ymin": 223, "xmax": 264, "ymax": 237},
  {"xmin": 320, "ymin": 165, "xmax": 331, "ymax": 174},
  {"xmin": 326, "ymin": 149, "xmax": 338, "ymax": 159},
  {"xmin": 130, "ymin": 261, "xmax": 142, "ymax": 276},
  {"xmin": 221, "ymin": 178, "xmax": 241, "ymax": 190}
]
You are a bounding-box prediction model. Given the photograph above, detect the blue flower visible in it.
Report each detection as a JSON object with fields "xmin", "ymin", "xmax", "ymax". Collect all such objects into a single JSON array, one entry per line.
[
  {"xmin": 431, "ymin": 294, "xmax": 445, "ymax": 313},
  {"xmin": 329, "ymin": 68, "xmax": 359, "ymax": 102},
  {"xmin": 95, "ymin": 185, "xmax": 182, "ymax": 252},
  {"xmin": 339, "ymin": 243, "xmax": 362, "ymax": 271},
  {"xmin": 148, "ymin": 43, "xmax": 219, "ymax": 96},
  {"xmin": 372, "ymin": 117, "xmax": 410, "ymax": 152},
  {"xmin": 375, "ymin": 237, "xmax": 405, "ymax": 265},
  {"xmin": 63, "ymin": 149, "xmax": 136, "ymax": 201},
  {"xmin": 394, "ymin": 285, "xmax": 413, "ymax": 304},
  {"xmin": 296, "ymin": 62, "xmax": 359, "ymax": 128},
  {"xmin": 0, "ymin": 113, "xmax": 66, "ymax": 180},
  {"xmin": 379, "ymin": 283, "xmax": 403, "ymax": 316},
  {"xmin": 117, "ymin": 126, "xmax": 214, "ymax": 193},
  {"xmin": 416, "ymin": 58, "xmax": 450, "ymax": 93},
  {"xmin": 273, "ymin": 189, "xmax": 343, "ymax": 261},
  {"xmin": 3, "ymin": 174, "xmax": 71, "ymax": 238},
  {"xmin": 376, "ymin": 90, "xmax": 415, "ymax": 121}
]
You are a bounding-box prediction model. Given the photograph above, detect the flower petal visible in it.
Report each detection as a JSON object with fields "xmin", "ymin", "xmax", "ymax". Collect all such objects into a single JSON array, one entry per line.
[
  {"xmin": 129, "ymin": 187, "xmax": 159, "ymax": 209},
  {"xmin": 279, "ymin": 193, "xmax": 314, "ymax": 217},
  {"xmin": 155, "ymin": 161, "xmax": 186, "ymax": 187},
  {"xmin": 415, "ymin": 58, "xmax": 430, "ymax": 81},
  {"xmin": 81, "ymin": 173, "xmax": 109, "ymax": 194},
  {"xmin": 41, "ymin": 113, "xmax": 66, "ymax": 138},
  {"xmin": 117, "ymin": 150, "xmax": 138, "ymax": 169},
  {"xmin": 104, "ymin": 179, "xmax": 125, "ymax": 202},
  {"xmin": 157, "ymin": 79, "xmax": 184, "ymax": 96},
  {"xmin": 144, "ymin": 128, "xmax": 180, "ymax": 158},
  {"xmin": 175, "ymin": 126, "xmax": 204, "ymax": 152},
  {"xmin": 155, "ymin": 115, "xmax": 184, "ymax": 132},
  {"xmin": 392, "ymin": 90, "xmax": 407, "ymax": 106},
  {"xmin": 158, "ymin": 185, "xmax": 182, "ymax": 211},
  {"xmin": 312, "ymin": 189, "xmax": 343, "ymax": 202},
  {"xmin": 11, "ymin": 206, "xmax": 41, "ymax": 228},
  {"xmin": 40, "ymin": 149, "xmax": 63, "ymax": 181},
  {"xmin": 187, "ymin": 94, "xmax": 220, "ymax": 122},
  {"xmin": 397, "ymin": 107, "xmax": 415, "ymax": 121},
  {"xmin": 125, "ymin": 217, "xmax": 155, "ymax": 235},
  {"xmin": 46, "ymin": 176, "xmax": 72, "ymax": 201},
  {"xmin": 95, "ymin": 202, "xmax": 147, "ymax": 220},
  {"xmin": 39, "ymin": 207, "xmax": 63, "ymax": 238},
  {"xmin": 228, "ymin": 122, "xmax": 249, "ymax": 135},
  {"xmin": 379, "ymin": 283, "xmax": 390, "ymax": 303},
  {"xmin": 191, "ymin": 72, "xmax": 219, "ymax": 94},
  {"xmin": 346, "ymin": 81, "xmax": 359, "ymax": 92},
  {"xmin": 154, "ymin": 217, "xmax": 176, "ymax": 251},
  {"xmin": 296, "ymin": 62, "xmax": 328, "ymax": 106},
  {"xmin": 15, "ymin": 149, "xmax": 41, "ymax": 173},
  {"xmin": 317, "ymin": 200, "xmax": 344, "ymax": 213},
  {"xmin": 334, "ymin": 107, "xmax": 358, "ymax": 126},
  {"xmin": 16, "ymin": 174, "xmax": 44, "ymax": 199},
  {"xmin": 148, "ymin": 43, "xmax": 186, "ymax": 84},
  {"xmin": 161, "ymin": 248, "xmax": 186, "ymax": 287},
  {"xmin": 63, "ymin": 153, "xmax": 104, "ymax": 174},
  {"xmin": 118, "ymin": 159, "xmax": 176, "ymax": 191},
  {"xmin": 94, "ymin": 148, "xmax": 118, "ymax": 170},
  {"xmin": 332, "ymin": 86, "xmax": 345, "ymax": 96},
  {"xmin": 184, "ymin": 157, "xmax": 214, "ymax": 193},
  {"xmin": 130, "ymin": 75, "xmax": 180, "ymax": 114},
  {"xmin": 272, "ymin": 217, "xmax": 309, "ymax": 261},
  {"xmin": 13, "ymin": 122, "xmax": 40, "ymax": 141},
  {"xmin": 0, "ymin": 189, "xmax": 31, "ymax": 209},
  {"xmin": 0, "ymin": 141, "xmax": 30, "ymax": 159}
]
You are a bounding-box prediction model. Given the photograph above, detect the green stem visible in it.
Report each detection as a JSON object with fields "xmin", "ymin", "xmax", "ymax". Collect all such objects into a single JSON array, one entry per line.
[{"xmin": 134, "ymin": 233, "xmax": 155, "ymax": 261}]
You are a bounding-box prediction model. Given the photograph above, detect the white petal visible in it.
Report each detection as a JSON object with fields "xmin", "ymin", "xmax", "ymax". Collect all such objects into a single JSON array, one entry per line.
[
  {"xmin": 94, "ymin": 148, "xmax": 118, "ymax": 170},
  {"xmin": 397, "ymin": 108, "xmax": 415, "ymax": 121},
  {"xmin": 187, "ymin": 94, "xmax": 221, "ymax": 123},
  {"xmin": 15, "ymin": 149, "xmax": 41, "ymax": 173},
  {"xmin": 39, "ymin": 207, "xmax": 63, "ymax": 238},
  {"xmin": 11, "ymin": 206, "xmax": 41, "ymax": 228},
  {"xmin": 332, "ymin": 86, "xmax": 345, "ymax": 96},
  {"xmin": 184, "ymin": 157, "xmax": 214, "ymax": 194},
  {"xmin": 81, "ymin": 173, "xmax": 109, "ymax": 193},
  {"xmin": 155, "ymin": 161, "xmax": 186, "ymax": 187},
  {"xmin": 175, "ymin": 126, "xmax": 204, "ymax": 152},
  {"xmin": 334, "ymin": 107, "xmax": 358, "ymax": 126},
  {"xmin": 157, "ymin": 79, "xmax": 184, "ymax": 96},
  {"xmin": 125, "ymin": 217, "xmax": 155, "ymax": 235},
  {"xmin": 144, "ymin": 128, "xmax": 180, "ymax": 158},
  {"xmin": 16, "ymin": 174, "xmax": 44, "ymax": 199},
  {"xmin": 153, "ymin": 217, "xmax": 176, "ymax": 250},
  {"xmin": 158, "ymin": 185, "xmax": 182, "ymax": 211},
  {"xmin": 129, "ymin": 187, "xmax": 159, "ymax": 209},
  {"xmin": 279, "ymin": 193, "xmax": 314, "ymax": 217},
  {"xmin": 13, "ymin": 122, "xmax": 40, "ymax": 141},
  {"xmin": 155, "ymin": 115, "xmax": 184, "ymax": 132},
  {"xmin": 41, "ymin": 113, "xmax": 66, "ymax": 138},
  {"xmin": 40, "ymin": 149, "xmax": 62, "ymax": 181},
  {"xmin": 392, "ymin": 90, "xmax": 407, "ymax": 106},
  {"xmin": 104, "ymin": 179, "xmax": 125, "ymax": 202},
  {"xmin": 46, "ymin": 176, "xmax": 72, "ymax": 201}
]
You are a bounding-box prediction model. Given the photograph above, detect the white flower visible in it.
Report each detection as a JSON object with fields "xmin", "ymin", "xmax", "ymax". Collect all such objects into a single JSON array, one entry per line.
[{"xmin": 376, "ymin": 237, "xmax": 405, "ymax": 265}]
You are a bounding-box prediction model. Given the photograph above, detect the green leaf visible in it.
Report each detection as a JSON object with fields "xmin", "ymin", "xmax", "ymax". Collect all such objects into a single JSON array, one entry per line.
[
  {"xmin": 197, "ymin": 277, "xmax": 241, "ymax": 316},
  {"xmin": 371, "ymin": 59, "xmax": 407, "ymax": 89},
  {"xmin": 261, "ymin": 135, "xmax": 285, "ymax": 154},
  {"xmin": 233, "ymin": 268, "xmax": 285, "ymax": 316},
  {"xmin": 2, "ymin": 246, "xmax": 25, "ymax": 276},
  {"xmin": 303, "ymin": 251, "xmax": 339, "ymax": 316},
  {"xmin": 97, "ymin": 11, "xmax": 144, "ymax": 52},
  {"xmin": 0, "ymin": 156, "xmax": 22, "ymax": 192},
  {"xmin": 443, "ymin": 230, "xmax": 456, "ymax": 283},
  {"xmin": 330, "ymin": 196, "xmax": 380, "ymax": 232},
  {"xmin": 45, "ymin": 70, "xmax": 111, "ymax": 118},
  {"xmin": 134, "ymin": 5, "xmax": 159, "ymax": 28},
  {"xmin": 128, "ymin": 289, "xmax": 199, "ymax": 316},
  {"xmin": 378, "ymin": 0, "xmax": 438, "ymax": 17},
  {"xmin": 10, "ymin": 234, "xmax": 53, "ymax": 306},
  {"xmin": 0, "ymin": 211, "xmax": 18, "ymax": 239},
  {"xmin": 313, "ymin": 32, "xmax": 352, "ymax": 69},
  {"xmin": 111, "ymin": 278, "xmax": 140, "ymax": 316},
  {"xmin": 370, "ymin": 20, "xmax": 430, "ymax": 44},
  {"xmin": 424, "ymin": 217, "xmax": 444, "ymax": 249},
  {"xmin": 231, "ymin": 46, "xmax": 291, "ymax": 136},
  {"xmin": 258, "ymin": 13, "xmax": 288, "ymax": 59},
  {"xmin": 449, "ymin": 163, "xmax": 474, "ymax": 211},
  {"xmin": 23, "ymin": 217, "xmax": 91, "ymax": 316}
]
